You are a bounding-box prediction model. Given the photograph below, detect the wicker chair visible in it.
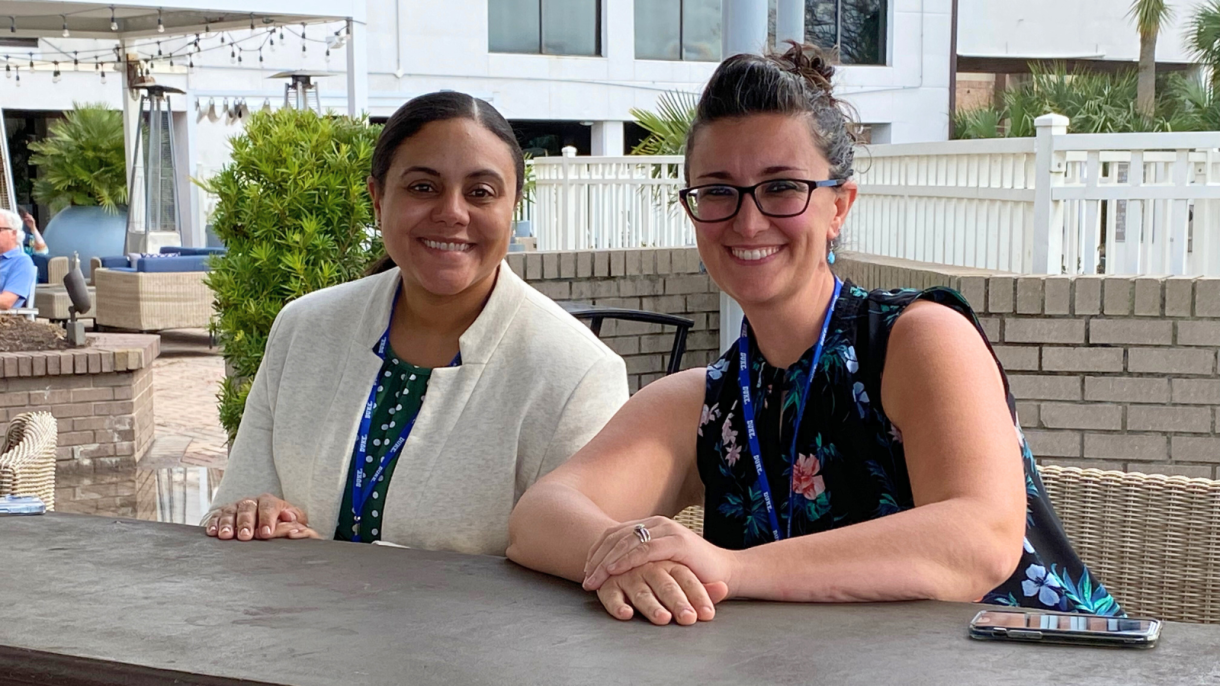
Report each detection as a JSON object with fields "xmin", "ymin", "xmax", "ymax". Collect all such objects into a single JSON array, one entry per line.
[
  {"xmin": 1039, "ymin": 465, "xmax": 1220, "ymax": 624},
  {"xmin": 0, "ymin": 412, "xmax": 58, "ymax": 510},
  {"xmin": 673, "ymin": 465, "xmax": 1220, "ymax": 623},
  {"xmin": 92, "ymin": 267, "xmax": 214, "ymax": 332}
]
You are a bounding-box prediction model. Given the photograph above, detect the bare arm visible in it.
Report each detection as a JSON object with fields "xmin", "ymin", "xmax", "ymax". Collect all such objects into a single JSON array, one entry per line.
[
  {"xmin": 585, "ymin": 301, "xmax": 1027, "ymax": 605},
  {"xmin": 728, "ymin": 301, "xmax": 1026, "ymax": 602},
  {"xmin": 506, "ymin": 367, "xmax": 706, "ymax": 582},
  {"xmin": 0, "ymin": 292, "xmax": 18, "ymax": 310}
]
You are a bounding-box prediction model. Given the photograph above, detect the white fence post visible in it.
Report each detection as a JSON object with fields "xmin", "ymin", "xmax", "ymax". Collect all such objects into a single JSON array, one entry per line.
[{"xmin": 1031, "ymin": 113, "xmax": 1069, "ymax": 274}]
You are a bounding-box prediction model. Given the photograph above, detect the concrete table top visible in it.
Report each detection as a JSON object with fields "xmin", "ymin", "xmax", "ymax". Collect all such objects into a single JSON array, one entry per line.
[{"xmin": 0, "ymin": 513, "xmax": 1217, "ymax": 686}]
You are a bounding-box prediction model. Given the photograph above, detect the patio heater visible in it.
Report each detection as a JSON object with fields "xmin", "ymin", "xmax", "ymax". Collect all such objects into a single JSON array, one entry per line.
[
  {"xmin": 126, "ymin": 84, "xmax": 185, "ymax": 254},
  {"xmin": 269, "ymin": 71, "xmax": 334, "ymax": 113}
]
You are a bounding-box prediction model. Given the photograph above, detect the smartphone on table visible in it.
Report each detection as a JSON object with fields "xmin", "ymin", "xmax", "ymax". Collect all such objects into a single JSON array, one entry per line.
[
  {"xmin": 0, "ymin": 495, "xmax": 47, "ymax": 515},
  {"xmin": 969, "ymin": 608, "xmax": 1160, "ymax": 648}
]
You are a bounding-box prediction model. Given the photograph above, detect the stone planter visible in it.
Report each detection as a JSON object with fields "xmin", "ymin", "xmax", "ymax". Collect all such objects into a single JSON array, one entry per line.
[{"xmin": 0, "ymin": 334, "xmax": 159, "ymax": 516}]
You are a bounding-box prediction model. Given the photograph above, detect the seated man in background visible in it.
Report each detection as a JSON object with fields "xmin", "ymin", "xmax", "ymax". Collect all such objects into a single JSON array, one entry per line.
[
  {"xmin": 19, "ymin": 208, "xmax": 48, "ymax": 256},
  {"xmin": 0, "ymin": 209, "xmax": 37, "ymax": 310}
]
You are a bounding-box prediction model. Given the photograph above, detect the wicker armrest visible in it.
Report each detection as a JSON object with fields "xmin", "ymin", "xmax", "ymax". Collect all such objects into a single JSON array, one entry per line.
[{"xmin": 0, "ymin": 412, "xmax": 58, "ymax": 510}]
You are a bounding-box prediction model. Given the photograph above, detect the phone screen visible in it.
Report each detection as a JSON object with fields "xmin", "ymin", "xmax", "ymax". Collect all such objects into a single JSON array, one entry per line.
[{"xmin": 976, "ymin": 610, "xmax": 1154, "ymax": 633}]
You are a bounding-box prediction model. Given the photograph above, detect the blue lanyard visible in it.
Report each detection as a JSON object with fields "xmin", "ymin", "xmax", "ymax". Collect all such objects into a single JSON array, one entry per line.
[
  {"xmin": 349, "ymin": 290, "xmax": 460, "ymax": 542},
  {"xmin": 737, "ymin": 277, "xmax": 842, "ymax": 542}
]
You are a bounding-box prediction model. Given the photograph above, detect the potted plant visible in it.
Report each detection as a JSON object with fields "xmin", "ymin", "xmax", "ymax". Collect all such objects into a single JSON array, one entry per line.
[
  {"xmin": 28, "ymin": 103, "xmax": 128, "ymax": 277},
  {"xmin": 200, "ymin": 108, "xmax": 382, "ymax": 440}
]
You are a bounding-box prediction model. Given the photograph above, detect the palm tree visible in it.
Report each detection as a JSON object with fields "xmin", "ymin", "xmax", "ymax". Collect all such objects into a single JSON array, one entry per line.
[
  {"xmin": 1129, "ymin": 0, "xmax": 1174, "ymax": 118},
  {"xmin": 629, "ymin": 91, "xmax": 699, "ymax": 155},
  {"xmin": 1186, "ymin": 0, "xmax": 1220, "ymax": 92}
]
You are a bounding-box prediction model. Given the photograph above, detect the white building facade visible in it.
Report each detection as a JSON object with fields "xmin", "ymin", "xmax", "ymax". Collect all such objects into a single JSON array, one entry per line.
[{"xmin": 2, "ymin": 0, "xmax": 954, "ymax": 246}]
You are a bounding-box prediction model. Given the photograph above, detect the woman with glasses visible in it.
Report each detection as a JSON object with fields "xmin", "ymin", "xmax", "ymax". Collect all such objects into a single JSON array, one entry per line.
[{"xmin": 507, "ymin": 43, "xmax": 1120, "ymax": 624}]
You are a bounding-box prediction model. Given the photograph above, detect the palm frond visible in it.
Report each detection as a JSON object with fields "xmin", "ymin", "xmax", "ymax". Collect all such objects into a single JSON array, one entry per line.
[
  {"xmin": 1129, "ymin": 0, "xmax": 1174, "ymax": 37},
  {"xmin": 629, "ymin": 90, "xmax": 699, "ymax": 156}
]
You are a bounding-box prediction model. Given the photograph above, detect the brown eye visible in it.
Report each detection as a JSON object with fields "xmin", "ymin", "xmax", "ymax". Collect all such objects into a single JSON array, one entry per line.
[{"xmin": 408, "ymin": 182, "xmax": 437, "ymax": 194}]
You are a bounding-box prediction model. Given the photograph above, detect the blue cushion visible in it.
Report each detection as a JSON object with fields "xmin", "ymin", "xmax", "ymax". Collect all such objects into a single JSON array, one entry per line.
[
  {"xmin": 163, "ymin": 246, "xmax": 226, "ymax": 256},
  {"xmin": 32, "ymin": 254, "xmax": 49, "ymax": 284},
  {"xmin": 98, "ymin": 256, "xmax": 131, "ymax": 269},
  {"xmin": 108, "ymin": 266, "xmax": 137, "ymax": 273},
  {"xmin": 135, "ymin": 255, "xmax": 210, "ymax": 273}
]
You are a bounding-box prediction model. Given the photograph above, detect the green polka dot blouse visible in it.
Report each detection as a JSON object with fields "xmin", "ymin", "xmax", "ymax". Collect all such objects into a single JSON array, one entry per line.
[{"xmin": 334, "ymin": 345, "xmax": 432, "ymax": 543}]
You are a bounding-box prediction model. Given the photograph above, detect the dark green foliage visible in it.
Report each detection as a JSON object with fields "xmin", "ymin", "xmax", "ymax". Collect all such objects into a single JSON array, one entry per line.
[
  {"xmin": 953, "ymin": 63, "xmax": 1219, "ymax": 139},
  {"xmin": 28, "ymin": 103, "xmax": 127, "ymax": 212},
  {"xmin": 200, "ymin": 108, "xmax": 383, "ymax": 440}
]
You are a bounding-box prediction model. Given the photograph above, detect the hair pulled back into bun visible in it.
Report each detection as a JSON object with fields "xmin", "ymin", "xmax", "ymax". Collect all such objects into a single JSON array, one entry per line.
[{"xmin": 684, "ymin": 41, "xmax": 857, "ymax": 182}]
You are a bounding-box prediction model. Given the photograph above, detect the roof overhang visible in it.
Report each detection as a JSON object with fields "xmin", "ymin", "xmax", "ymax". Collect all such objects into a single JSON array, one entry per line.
[{"xmin": 0, "ymin": 0, "xmax": 364, "ymax": 40}]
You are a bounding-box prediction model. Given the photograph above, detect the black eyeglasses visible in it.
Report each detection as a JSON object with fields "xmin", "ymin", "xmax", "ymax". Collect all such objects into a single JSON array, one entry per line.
[{"xmin": 678, "ymin": 178, "xmax": 847, "ymax": 223}]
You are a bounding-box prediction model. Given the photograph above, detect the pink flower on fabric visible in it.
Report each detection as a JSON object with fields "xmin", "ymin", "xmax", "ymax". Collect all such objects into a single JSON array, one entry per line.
[
  {"xmin": 721, "ymin": 412, "xmax": 738, "ymax": 448},
  {"xmin": 792, "ymin": 453, "xmax": 826, "ymax": 500},
  {"xmin": 698, "ymin": 402, "xmax": 720, "ymax": 437},
  {"xmin": 725, "ymin": 443, "xmax": 742, "ymax": 467}
]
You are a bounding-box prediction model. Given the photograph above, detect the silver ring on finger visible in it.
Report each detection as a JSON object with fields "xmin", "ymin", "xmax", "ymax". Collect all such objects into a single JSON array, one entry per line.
[{"xmin": 633, "ymin": 524, "xmax": 651, "ymax": 544}]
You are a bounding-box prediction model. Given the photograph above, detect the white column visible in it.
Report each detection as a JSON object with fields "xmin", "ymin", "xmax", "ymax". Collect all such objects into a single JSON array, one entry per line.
[
  {"xmin": 346, "ymin": 18, "xmax": 369, "ymax": 117},
  {"xmin": 183, "ymin": 93, "xmax": 201, "ymax": 247},
  {"xmin": 591, "ymin": 121, "xmax": 625, "ymax": 156},
  {"xmin": 718, "ymin": 0, "xmax": 768, "ymax": 353},
  {"xmin": 120, "ymin": 43, "xmax": 140, "ymax": 198},
  {"xmin": 721, "ymin": 0, "xmax": 769, "ymax": 58},
  {"xmin": 775, "ymin": 0, "xmax": 805, "ymax": 48},
  {"xmin": 1031, "ymin": 113, "xmax": 1069, "ymax": 275}
]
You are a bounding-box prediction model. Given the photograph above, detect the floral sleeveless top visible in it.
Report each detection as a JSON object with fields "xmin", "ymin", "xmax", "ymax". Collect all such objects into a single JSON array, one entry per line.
[{"xmin": 696, "ymin": 282, "xmax": 1123, "ymax": 615}]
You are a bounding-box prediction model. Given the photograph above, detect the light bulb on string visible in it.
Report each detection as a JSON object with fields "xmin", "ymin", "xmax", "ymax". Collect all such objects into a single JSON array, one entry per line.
[
  {"xmin": 279, "ymin": 27, "xmax": 285, "ymax": 41},
  {"xmin": 249, "ymin": 14, "xmax": 255, "ymax": 31},
  {"xmin": 8, "ymin": 16, "xmax": 15, "ymax": 34},
  {"xmin": 258, "ymin": 48, "xmax": 263, "ymax": 64},
  {"xmin": 61, "ymin": 16, "xmax": 70, "ymax": 38},
  {"xmin": 4, "ymin": 63, "xmax": 10, "ymax": 79},
  {"xmin": 110, "ymin": 6, "xmax": 118, "ymax": 31},
  {"xmin": 325, "ymin": 47, "xmax": 330, "ymax": 60},
  {"xmin": 73, "ymin": 51, "xmax": 78, "ymax": 70},
  {"xmin": 157, "ymin": 8, "xmax": 164, "ymax": 33},
  {"xmin": 237, "ymin": 51, "xmax": 243, "ymax": 64},
  {"xmin": 28, "ymin": 53, "xmax": 33, "ymax": 68},
  {"xmin": 220, "ymin": 34, "xmax": 225, "ymax": 45},
  {"xmin": 52, "ymin": 62, "xmax": 60, "ymax": 83},
  {"xmin": 15, "ymin": 67, "xmax": 20, "ymax": 85},
  {"xmin": 156, "ymin": 41, "xmax": 162, "ymax": 57},
  {"xmin": 230, "ymin": 46, "xmax": 236, "ymax": 62},
  {"xmin": 188, "ymin": 57, "xmax": 194, "ymax": 69}
]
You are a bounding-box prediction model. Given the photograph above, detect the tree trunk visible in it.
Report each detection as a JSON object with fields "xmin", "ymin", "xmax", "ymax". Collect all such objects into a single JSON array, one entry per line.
[{"xmin": 1137, "ymin": 31, "xmax": 1158, "ymax": 118}]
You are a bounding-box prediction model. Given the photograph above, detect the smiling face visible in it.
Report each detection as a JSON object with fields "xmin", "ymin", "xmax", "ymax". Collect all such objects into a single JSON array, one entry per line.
[
  {"xmin": 685, "ymin": 113, "xmax": 857, "ymax": 311},
  {"xmin": 368, "ymin": 118, "xmax": 519, "ymax": 298}
]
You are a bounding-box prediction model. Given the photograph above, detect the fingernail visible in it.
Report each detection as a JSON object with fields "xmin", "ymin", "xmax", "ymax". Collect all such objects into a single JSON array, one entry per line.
[
  {"xmin": 655, "ymin": 609, "xmax": 667, "ymax": 620},
  {"xmin": 261, "ymin": 526, "xmax": 271, "ymax": 537}
]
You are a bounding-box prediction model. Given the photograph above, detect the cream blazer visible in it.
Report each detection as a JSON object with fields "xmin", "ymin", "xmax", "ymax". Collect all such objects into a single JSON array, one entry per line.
[{"xmin": 210, "ymin": 263, "xmax": 628, "ymax": 555}]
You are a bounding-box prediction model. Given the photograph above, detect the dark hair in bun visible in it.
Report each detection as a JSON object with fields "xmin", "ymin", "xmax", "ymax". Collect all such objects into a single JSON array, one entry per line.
[{"xmin": 684, "ymin": 41, "xmax": 857, "ymax": 181}]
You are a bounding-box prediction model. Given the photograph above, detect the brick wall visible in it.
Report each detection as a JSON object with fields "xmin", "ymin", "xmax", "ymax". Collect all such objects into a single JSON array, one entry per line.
[
  {"xmin": 508, "ymin": 248, "xmax": 721, "ymax": 393},
  {"xmin": 0, "ymin": 334, "xmax": 159, "ymax": 516},
  {"xmin": 837, "ymin": 252, "xmax": 1220, "ymax": 478}
]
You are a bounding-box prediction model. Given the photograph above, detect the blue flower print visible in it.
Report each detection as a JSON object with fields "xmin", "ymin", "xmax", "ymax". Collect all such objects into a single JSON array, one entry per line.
[
  {"xmin": 852, "ymin": 381, "xmax": 869, "ymax": 418},
  {"xmin": 843, "ymin": 345, "xmax": 859, "ymax": 374},
  {"xmin": 707, "ymin": 357, "xmax": 730, "ymax": 381},
  {"xmin": 1022, "ymin": 564, "xmax": 1062, "ymax": 606}
]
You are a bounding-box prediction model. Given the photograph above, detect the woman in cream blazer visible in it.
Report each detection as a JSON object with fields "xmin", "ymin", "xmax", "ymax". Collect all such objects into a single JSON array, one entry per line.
[{"xmin": 204, "ymin": 92, "xmax": 627, "ymax": 555}]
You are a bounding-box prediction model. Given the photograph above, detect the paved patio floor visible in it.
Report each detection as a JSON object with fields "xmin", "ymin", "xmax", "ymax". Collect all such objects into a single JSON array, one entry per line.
[{"xmin": 142, "ymin": 330, "xmax": 228, "ymax": 471}]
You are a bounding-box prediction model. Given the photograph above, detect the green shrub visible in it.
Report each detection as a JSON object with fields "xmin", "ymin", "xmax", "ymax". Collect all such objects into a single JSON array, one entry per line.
[
  {"xmin": 201, "ymin": 108, "xmax": 383, "ymax": 440},
  {"xmin": 28, "ymin": 103, "xmax": 127, "ymax": 212}
]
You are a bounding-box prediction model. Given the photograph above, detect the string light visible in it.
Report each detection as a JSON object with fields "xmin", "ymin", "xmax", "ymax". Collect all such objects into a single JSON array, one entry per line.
[
  {"xmin": 9, "ymin": 16, "xmax": 15, "ymax": 34},
  {"xmin": 100, "ymin": 64, "xmax": 106, "ymax": 83},
  {"xmin": 52, "ymin": 61, "xmax": 60, "ymax": 82},
  {"xmin": 188, "ymin": 56, "xmax": 194, "ymax": 69},
  {"xmin": 110, "ymin": 6, "xmax": 118, "ymax": 31},
  {"xmin": 258, "ymin": 47, "xmax": 263, "ymax": 64},
  {"xmin": 249, "ymin": 14, "xmax": 255, "ymax": 31},
  {"xmin": 15, "ymin": 66, "xmax": 20, "ymax": 85},
  {"xmin": 72, "ymin": 51, "xmax": 78, "ymax": 70},
  {"xmin": 61, "ymin": 15, "xmax": 70, "ymax": 38},
  {"xmin": 157, "ymin": 8, "xmax": 164, "ymax": 33},
  {"xmin": 28, "ymin": 52, "xmax": 33, "ymax": 68},
  {"xmin": 4, "ymin": 63, "xmax": 10, "ymax": 79},
  {"xmin": 279, "ymin": 26, "xmax": 285, "ymax": 41},
  {"xmin": 156, "ymin": 41, "xmax": 162, "ymax": 56}
]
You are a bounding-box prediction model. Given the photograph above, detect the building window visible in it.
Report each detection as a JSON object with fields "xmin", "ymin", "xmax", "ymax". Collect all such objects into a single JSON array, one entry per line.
[
  {"xmin": 805, "ymin": 0, "xmax": 886, "ymax": 65},
  {"xmin": 489, "ymin": 0, "xmax": 602, "ymax": 57},
  {"xmin": 635, "ymin": 0, "xmax": 722, "ymax": 62}
]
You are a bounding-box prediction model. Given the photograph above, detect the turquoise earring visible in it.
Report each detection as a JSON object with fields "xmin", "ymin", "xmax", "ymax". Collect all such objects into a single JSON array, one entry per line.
[{"xmin": 827, "ymin": 240, "xmax": 837, "ymax": 265}]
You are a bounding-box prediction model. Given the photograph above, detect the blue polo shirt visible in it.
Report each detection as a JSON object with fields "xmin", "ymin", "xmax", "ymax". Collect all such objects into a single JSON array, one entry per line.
[{"xmin": 0, "ymin": 247, "xmax": 37, "ymax": 308}]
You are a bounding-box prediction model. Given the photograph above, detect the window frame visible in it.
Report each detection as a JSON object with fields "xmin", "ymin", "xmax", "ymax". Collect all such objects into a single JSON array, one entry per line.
[
  {"xmin": 633, "ymin": 0, "xmax": 721, "ymax": 63},
  {"xmin": 489, "ymin": 0, "xmax": 604, "ymax": 57},
  {"xmin": 807, "ymin": 0, "xmax": 889, "ymax": 67}
]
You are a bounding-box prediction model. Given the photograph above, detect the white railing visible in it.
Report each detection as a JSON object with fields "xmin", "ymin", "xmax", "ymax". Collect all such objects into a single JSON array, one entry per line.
[
  {"xmin": 529, "ymin": 150, "xmax": 694, "ymax": 250},
  {"xmin": 851, "ymin": 114, "xmax": 1220, "ymax": 276}
]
